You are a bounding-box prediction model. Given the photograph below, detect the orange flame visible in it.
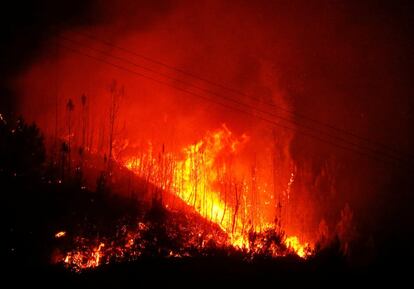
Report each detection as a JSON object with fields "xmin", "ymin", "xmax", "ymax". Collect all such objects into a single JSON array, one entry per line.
[
  {"xmin": 64, "ymin": 242, "xmax": 105, "ymax": 270},
  {"xmin": 125, "ymin": 125, "xmax": 312, "ymax": 256},
  {"xmin": 55, "ymin": 231, "xmax": 66, "ymax": 238},
  {"xmin": 61, "ymin": 126, "xmax": 312, "ymax": 271},
  {"xmin": 285, "ymin": 236, "xmax": 310, "ymax": 258}
]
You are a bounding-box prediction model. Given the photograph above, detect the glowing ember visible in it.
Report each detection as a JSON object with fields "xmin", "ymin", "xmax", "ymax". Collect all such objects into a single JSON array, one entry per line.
[
  {"xmin": 55, "ymin": 231, "xmax": 66, "ymax": 238},
  {"xmin": 64, "ymin": 242, "xmax": 105, "ymax": 270}
]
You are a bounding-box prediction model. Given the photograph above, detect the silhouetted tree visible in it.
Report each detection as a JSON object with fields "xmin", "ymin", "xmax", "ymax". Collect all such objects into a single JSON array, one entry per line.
[
  {"xmin": 81, "ymin": 93, "xmax": 88, "ymax": 149},
  {"xmin": 66, "ymin": 98, "xmax": 74, "ymax": 172},
  {"xmin": 60, "ymin": 141, "xmax": 69, "ymax": 180},
  {"xmin": 0, "ymin": 116, "xmax": 45, "ymax": 177},
  {"xmin": 108, "ymin": 80, "xmax": 123, "ymax": 172},
  {"xmin": 96, "ymin": 171, "xmax": 107, "ymax": 194}
]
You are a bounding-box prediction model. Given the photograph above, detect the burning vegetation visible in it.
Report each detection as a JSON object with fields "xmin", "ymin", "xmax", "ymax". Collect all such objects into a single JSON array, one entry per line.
[
  {"xmin": 56, "ymin": 124, "xmax": 312, "ymax": 272},
  {"xmin": 4, "ymin": 2, "xmax": 413, "ymax": 285},
  {"xmin": 3, "ymin": 40, "xmax": 358, "ymax": 276}
]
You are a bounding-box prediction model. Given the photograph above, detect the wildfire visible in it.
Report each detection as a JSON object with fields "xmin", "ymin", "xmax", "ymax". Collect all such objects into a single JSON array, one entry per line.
[
  {"xmin": 125, "ymin": 125, "xmax": 311, "ymax": 256},
  {"xmin": 60, "ymin": 125, "xmax": 312, "ymax": 271},
  {"xmin": 172, "ymin": 126, "xmax": 246, "ymax": 243}
]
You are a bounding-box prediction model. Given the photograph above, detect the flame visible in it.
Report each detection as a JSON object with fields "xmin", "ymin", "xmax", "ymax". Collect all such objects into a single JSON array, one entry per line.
[
  {"xmin": 55, "ymin": 231, "xmax": 66, "ymax": 238},
  {"xmin": 172, "ymin": 125, "xmax": 246, "ymax": 244},
  {"xmin": 285, "ymin": 236, "xmax": 310, "ymax": 258},
  {"xmin": 60, "ymin": 125, "xmax": 312, "ymax": 271},
  {"xmin": 125, "ymin": 125, "xmax": 311, "ymax": 256},
  {"xmin": 64, "ymin": 242, "xmax": 105, "ymax": 270}
]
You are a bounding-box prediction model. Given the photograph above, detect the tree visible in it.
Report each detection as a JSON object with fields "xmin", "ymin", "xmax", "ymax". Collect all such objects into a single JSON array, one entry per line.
[
  {"xmin": 66, "ymin": 98, "xmax": 75, "ymax": 172},
  {"xmin": 336, "ymin": 203, "xmax": 356, "ymax": 256},
  {"xmin": 0, "ymin": 115, "xmax": 45, "ymax": 176},
  {"xmin": 108, "ymin": 80, "xmax": 124, "ymax": 172},
  {"xmin": 81, "ymin": 93, "xmax": 88, "ymax": 150},
  {"xmin": 60, "ymin": 141, "xmax": 69, "ymax": 180},
  {"xmin": 76, "ymin": 93, "xmax": 88, "ymax": 187}
]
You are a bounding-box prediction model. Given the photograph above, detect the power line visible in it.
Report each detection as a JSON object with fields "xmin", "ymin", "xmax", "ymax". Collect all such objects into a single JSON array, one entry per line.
[
  {"xmin": 58, "ymin": 42, "xmax": 407, "ymax": 166},
  {"xmin": 69, "ymin": 30, "xmax": 413, "ymax": 161},
  {"xmin": 59, "ymin": 35, "xmax": 408, "ymax": 164},
  {"xmin": 57, "ymin": 41, "xmax": 404, "ymax": 165}
]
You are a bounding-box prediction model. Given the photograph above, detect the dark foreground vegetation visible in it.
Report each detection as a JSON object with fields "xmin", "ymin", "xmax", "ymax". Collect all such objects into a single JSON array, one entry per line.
[{"xmin": 1, "ymin": 116, "xmax": 411, "ymax": 287}]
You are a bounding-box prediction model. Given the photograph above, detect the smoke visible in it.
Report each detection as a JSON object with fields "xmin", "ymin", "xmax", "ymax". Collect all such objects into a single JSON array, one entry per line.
[{"xmin": 8, "ymin": 0, "xmax": 414, "ymax": 257}]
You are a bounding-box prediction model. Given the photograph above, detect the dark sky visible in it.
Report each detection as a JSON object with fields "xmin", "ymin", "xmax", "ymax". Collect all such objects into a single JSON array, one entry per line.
[
  {"xmin": 0, "ymin": 1, "xmax": 87, "ymax": 111},
  {"xmin": 0, "ymin": 0, "xmax": 172, "ymax": 112}
]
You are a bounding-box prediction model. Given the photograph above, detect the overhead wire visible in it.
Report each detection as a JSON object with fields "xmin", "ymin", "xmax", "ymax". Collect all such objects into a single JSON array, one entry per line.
[{"xmin": 57, "ymin": 37, "xmax": 409, "ymax": 166}]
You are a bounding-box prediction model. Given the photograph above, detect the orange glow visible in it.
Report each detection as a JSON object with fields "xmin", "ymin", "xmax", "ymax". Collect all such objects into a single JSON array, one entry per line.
[
  {"xmin": 285, "ymin": 236, "xmax": 310, "ymax": 258},
  {"xmin": 55, "ymin": 231, "xmax": 66, "ymax": 238},
  {"xmin": 60, "ymin": 126, "xmax": 313, "ymax": 271},
  {"xmin": 64, "ymin": 242, "xmax": 105, "ymax": 270},
  {"xmin": 125, "ymin": 125, "xmax": 312, "ymax": 256}
]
